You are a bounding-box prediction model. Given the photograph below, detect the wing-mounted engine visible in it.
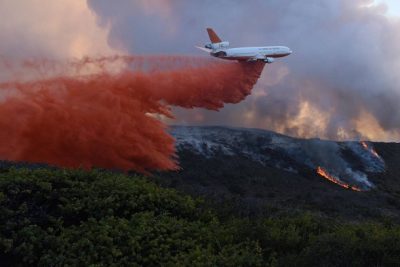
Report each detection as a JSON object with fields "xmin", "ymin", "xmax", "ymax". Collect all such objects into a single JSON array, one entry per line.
[
  {"xmin": 264, "ymin": 57, "xmax": 275, "ymax": 64},
  {"xmin": 248, "ymin": 55, "xmax": 274, "ymax": 63},
  {"xmin": 205, "ymin": 41, "xmax": 230, "ymax": 50},
  {"xmin": 211, "ymin": 51, "xmax": 227, "ymax": 58}
]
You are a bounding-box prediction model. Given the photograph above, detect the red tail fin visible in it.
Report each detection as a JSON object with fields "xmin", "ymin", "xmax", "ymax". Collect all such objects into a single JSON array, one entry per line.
[{"xmin": 207, "ymin": 28, "xmax": 222, "ymax": 43}]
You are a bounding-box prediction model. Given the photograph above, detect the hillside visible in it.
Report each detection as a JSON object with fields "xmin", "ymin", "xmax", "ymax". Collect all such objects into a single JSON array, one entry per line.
[
  {"xmin": 1, "ymin": 168, "xmax": 400, "ymax": 266},
  {"xmin": 155, "ymin": 126, "xmax": 400, "ymax": 220},
  {"xmin": 0, "ymin": 168, "xmax": 262, "ymax": 266},
  {"xmin": 1, "ymin": 126, "xmax": 400, "ymax": 265}
]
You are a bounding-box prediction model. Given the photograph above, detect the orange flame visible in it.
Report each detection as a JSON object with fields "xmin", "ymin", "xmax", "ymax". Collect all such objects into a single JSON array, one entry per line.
[
  {"xmin": 360, "ymin": 141, "xmax": 380, "ymax": 159},
  {"xmin": 317, "ymin": 167, "xmax": 362, "ymax": 192},
  {"xmin": 361, "ymin": 141, "xmax": 368, "ymax": 150}
]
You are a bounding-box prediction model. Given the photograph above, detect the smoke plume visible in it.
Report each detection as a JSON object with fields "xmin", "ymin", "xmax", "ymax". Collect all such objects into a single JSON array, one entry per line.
[
  {"xmin": 0, "ymin": 56, "xmax": 264, "ymax": 172},
  {"xmin": 87, "ymin": 0, "xmax": 400, "ymax": 141}
]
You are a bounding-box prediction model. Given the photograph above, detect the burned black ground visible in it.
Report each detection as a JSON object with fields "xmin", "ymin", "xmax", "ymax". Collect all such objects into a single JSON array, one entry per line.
[{"xmin": 154, "ymin": 126, "xmax": 400, "ymax": 221}]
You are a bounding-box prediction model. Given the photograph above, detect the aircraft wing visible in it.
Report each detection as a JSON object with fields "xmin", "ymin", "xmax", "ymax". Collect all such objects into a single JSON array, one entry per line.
[{"xmin": 195, "ymin": 46, "xmax": 212, "ymax": 53}]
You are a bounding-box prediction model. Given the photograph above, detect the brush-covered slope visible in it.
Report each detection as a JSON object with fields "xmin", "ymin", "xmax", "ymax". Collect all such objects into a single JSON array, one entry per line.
[
  {"xmin": 155, "ymin": 126, "xmax": 400, "ymax": 219},
  {"xmin": 1, "ymin": 168, "xmax": 400, "ymax": 267},
  {"xmin": 0, "ymin": 168, "xmax": 263, "ymax": 266}
]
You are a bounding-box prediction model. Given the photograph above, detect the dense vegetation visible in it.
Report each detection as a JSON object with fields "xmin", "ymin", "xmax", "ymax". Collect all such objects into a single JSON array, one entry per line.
[
  {"xmin": 1, "ymin": 168, "xmax": 400, "ymax": 266},
  {"xmin": 155, "ymin": 146, "xmax": 400, "ymax": 221}
]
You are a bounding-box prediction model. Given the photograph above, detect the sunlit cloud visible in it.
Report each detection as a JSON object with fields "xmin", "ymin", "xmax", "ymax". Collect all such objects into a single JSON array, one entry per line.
[{"xmin": 0, "ymin": 0, "xmax": 117, "ymax": 59}]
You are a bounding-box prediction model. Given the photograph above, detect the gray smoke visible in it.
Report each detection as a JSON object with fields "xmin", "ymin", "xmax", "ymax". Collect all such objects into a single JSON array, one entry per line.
[{"xmin": 87, "ymin": 0, "xmax": 400, "ymax": 141}]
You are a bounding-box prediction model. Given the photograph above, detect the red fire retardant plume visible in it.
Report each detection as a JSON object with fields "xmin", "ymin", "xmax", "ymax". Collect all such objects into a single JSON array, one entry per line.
[{"xmin": 0, "ymin": 56, "xmax": 264, "ymax": 173}]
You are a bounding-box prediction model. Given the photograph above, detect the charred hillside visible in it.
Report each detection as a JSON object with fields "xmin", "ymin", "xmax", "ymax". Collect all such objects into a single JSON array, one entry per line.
[{"xmin": 155, "ymin": 126, "xmax": 400, "ymax": 220}]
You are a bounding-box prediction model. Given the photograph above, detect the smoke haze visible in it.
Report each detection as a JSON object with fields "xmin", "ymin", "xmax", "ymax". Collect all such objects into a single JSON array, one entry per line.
[
  {"xmin": 0, "ymin": 0, "xmax": 115, "ymax": 59},
  {"xmin": 87, "ymin": 0, "xmax": 400, "ymax": 141}
]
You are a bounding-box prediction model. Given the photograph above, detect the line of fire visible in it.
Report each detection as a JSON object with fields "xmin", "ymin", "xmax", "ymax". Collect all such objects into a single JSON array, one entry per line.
[{"xmin": 316, "ymin": 141, "xmax": 382, "ymax": 191}]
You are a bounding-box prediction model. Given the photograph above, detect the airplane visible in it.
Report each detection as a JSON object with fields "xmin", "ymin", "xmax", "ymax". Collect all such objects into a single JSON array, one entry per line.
[{"xmin": 196, "ymin": 28, "xmax": 292, "ymax": 63}]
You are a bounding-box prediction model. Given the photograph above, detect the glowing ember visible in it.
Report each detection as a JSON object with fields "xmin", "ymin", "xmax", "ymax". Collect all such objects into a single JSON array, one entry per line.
[
  {"xmin": 317, "ymin": 167, "xmax": 362, "ymax": 192},
  {"xmin": 360, "ymin": 141, "xmax": 381, "ymax": 159}
]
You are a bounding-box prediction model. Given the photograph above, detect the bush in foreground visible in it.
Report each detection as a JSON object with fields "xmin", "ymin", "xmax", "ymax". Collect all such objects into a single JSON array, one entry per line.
[
  {"xmin": 0, "ymin": 168, "xmax": 400, "ymax": 266},
  {"xmin": 0, "ymin": 168, "xmax": 262, "ymax": 266}
]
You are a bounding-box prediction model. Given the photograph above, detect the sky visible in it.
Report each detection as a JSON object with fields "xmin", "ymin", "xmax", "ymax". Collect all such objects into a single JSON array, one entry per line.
[
  {"xmin": 0, "ymin": 0, "xmax": 115, "ymax": 59},
  {"xmin": 1, "ymin": 0, "xmax": 400, "ymax": 141},
  {"xmin": 380, "ymin": 0, "xmax": 400, "ymax": 16}
]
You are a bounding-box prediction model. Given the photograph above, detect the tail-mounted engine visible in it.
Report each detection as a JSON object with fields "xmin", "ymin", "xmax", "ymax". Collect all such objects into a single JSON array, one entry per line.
[{"xmin": 205, "ymin": 41, "xmax": 230, "ymax": 50}]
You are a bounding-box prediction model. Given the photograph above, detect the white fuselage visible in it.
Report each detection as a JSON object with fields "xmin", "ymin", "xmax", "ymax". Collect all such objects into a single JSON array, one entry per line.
[
  {"xmin": 227, "ymin": 46, "xmax": 292, "ymax": 59},
  {"xmin": 211, "ymin": 46, "xmax": 292, "ymax": 62},
  {"xmin": 201, "ymin": 28, "xmax": 292, "ymax": 63}
]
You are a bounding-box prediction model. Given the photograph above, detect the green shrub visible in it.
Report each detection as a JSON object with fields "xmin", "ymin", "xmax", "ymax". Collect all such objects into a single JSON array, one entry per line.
[
  {"xmin": 0, "ymin": 168, "xmax": 263, "ymax": 266},
  {"xmin": 1, "ymin": 167, "xmax": 400, "ymax": 266}
]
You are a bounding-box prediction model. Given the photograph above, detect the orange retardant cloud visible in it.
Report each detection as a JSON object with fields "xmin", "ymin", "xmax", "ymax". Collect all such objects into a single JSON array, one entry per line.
[{"xmin": 0, "ymin": 56, "xmax": 264, "ymax": 172}]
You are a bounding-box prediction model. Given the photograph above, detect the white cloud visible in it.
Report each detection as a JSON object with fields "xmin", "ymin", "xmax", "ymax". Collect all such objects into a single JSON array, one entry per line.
[
  {"xmin": 0, "ymin": 0, "xmax": 117, "ymax": 59},
  {"xmin": 376, "ymin": 0, "xmax": 400, "ymax": 16}
]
